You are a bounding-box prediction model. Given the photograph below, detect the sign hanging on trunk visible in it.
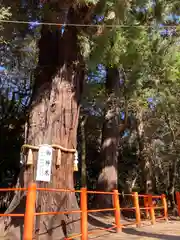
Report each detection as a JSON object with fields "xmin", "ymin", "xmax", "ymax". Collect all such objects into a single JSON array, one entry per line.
[{"xmin": 36, "ymin": 144, "xmax": 53, "ymax": 182}]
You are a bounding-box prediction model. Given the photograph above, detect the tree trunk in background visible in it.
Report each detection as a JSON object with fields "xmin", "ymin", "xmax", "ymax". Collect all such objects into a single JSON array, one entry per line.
[
  {"xmin": 136, "ymin": 110, "xmax": 153, "ymax": 194},
  {"xmin": 1, "ymin": 6, "xmax": 85, "ymax": 240},
  {"xmin": 95, "ymin": 67, "xmax": 120, "ymax": 208},
  {"xmin": 165, "ymin": 114, "xmax": 178, "ymax": 213}
]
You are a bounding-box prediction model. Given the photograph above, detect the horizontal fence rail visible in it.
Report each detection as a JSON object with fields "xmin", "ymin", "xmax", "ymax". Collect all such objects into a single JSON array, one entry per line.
[{"xmin": 0, "ymin": 183, "xmax": 168, "ymax": 240}]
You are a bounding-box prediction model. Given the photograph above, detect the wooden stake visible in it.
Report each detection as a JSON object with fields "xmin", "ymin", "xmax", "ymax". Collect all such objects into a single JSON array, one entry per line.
[
  {"xmin": 134, "ymin": 192, "xmax": 141, "ymax": 227},
  {"xmin": 162, "ymin": 194, "xmax": 168, "ymax": 221},
  {"xmin": 113, "ymin": 190, "xmax": 121, "ymax": 232},
  {"xmin": 81, "ymin": 188, "xmax": 88, "ymax": 240},
  {"xmin": 23, "ymin": 183, "xmax": 36, "ymax": 239},
  {"xmin": 148, "ymin": 195, "xmax": 155, "ymax": 225}
]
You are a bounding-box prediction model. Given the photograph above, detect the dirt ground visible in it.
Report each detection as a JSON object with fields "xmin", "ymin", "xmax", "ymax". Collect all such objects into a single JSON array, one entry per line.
[
  {"xmin": 88, "ymin": 221, "xmax": 180, "ymax": 239},
  {"xmin": 88, "ymin": 214, "xmax": 180, "ymax": 240}
]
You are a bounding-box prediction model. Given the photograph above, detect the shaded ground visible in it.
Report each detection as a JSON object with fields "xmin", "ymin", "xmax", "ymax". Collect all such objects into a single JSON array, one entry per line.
[
  {"xmin": 89, "ymin": 221, "xmax": 180, "ymax": 239},
  {"xmin": 88, "ymin": 213, "xmax": 180, "ymax": 239}
]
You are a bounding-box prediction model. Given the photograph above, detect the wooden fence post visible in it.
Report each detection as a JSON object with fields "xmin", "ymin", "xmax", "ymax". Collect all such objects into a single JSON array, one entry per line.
[
  {"xmin": 144, "ymin": 196, "xmax": 149, "ymax": 219},
  {"xmin": 113, "ymin": 190, "xmax": 121, "ymax": 232},
  {"xmin": 81, "ymin": 188, "xmax": 88, "ymax": 240},
  {"xmin": 133, "ymin": 192, "xmax": 141, "ymax": 227},
  {"xmin": 148, "ymin": 195, "xmax": 155, "ymax": 225},
  {"xmin": 175, "ymin": 192, "xmax": 180, "ymax": 216},
  {"xmin": 23, "ymin": 182, "xmax": 36, "ymax": 240},
  {"xmin": 161, "ymin": 194, "xmax": 168, "ymax": 221}
]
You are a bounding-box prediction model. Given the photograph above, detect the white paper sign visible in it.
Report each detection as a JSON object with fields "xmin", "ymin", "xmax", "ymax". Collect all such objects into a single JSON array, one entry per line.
[{"xmin": 36, "ymin": 144, "xmax": 53, "ymax": 182}]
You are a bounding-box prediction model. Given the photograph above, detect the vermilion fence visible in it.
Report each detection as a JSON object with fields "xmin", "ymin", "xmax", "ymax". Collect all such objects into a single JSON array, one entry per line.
[
  {"xmin": 176, "ymin": 192, "xmax": 180, "ymax": 216},
  {"xmin": 0, "ymin": 183, "xmax": 168, "ymax": 240}
]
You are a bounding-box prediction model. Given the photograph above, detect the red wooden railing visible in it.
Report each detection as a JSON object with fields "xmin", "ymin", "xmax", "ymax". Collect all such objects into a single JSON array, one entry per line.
[
  {"xmin": 0, "ymin": 183, "xmax": 168, "ymax": 240},
  {"xmin": 176, "ymin": 192, "xmax": 180, "ymax": 216}
]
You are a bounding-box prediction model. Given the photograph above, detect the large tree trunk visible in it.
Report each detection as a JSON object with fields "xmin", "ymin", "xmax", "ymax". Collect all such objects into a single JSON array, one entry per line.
[
  {"xmin": 95, "ymin": 67, "xmax": 120, "ymax": 208},
  {"xmin": 0, "ymin": 6, "xmax": 85, "ymax": 240},
  {"xmin": 165, "ymin": 114, "xmax": 178, "ymax": 213},
  {"xmin": 136, "ymin": 110, "xmax": 154, "ymax": 194}
]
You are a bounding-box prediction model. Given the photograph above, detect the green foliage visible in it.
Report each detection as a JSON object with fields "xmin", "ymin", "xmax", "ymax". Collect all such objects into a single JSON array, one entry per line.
[
  {"xmin": 0, "ymin": 0, "xmax": 180, "ymax": 200},
  {"xmin": 84, "ymin": 0, "xmax": 180, "ymax": 195},
  {"xmin": 0, "ymin": 6, "xmax": 11, "ymax": 42},
  {"xmin": 0, "ymin": 6, "xmax": 11, "ymax": 20}
]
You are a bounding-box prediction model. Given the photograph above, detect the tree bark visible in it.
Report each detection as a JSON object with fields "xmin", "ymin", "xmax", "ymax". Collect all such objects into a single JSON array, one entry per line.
[
  {"xmin": 165, "ymin": 114, "xmax": 178, "ymax": 212},
  {"xmin": 80, "ymin": 116, "xmax": 88, "ymax": 188},
  {"xmin": 136, "ymin": 110, "xmax": 154, "ymax": 194},
  {"xmin": 95, "ymin": 67, "xmax": 120, "ymax": 208},
  {"xmin": 0, "ymin": 7, "xmax": 85, "ymax": 240}
]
